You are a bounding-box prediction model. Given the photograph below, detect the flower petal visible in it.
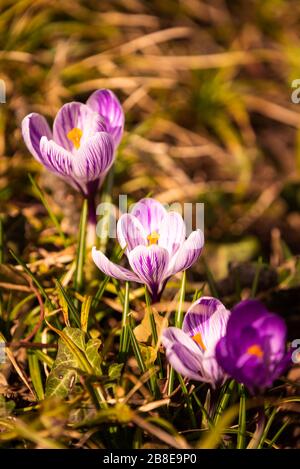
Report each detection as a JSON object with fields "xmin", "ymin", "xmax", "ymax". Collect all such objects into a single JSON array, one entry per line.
[
  {"xmin": 86, "ymin": 89, "xmax": 124, "ymax": 147},
  {"xmin": 128, "ymin": 245, "xmax": 169, "ymax": 295},
  {"xmin": 158, "ymin": 211, "xmax": 186, "ymax": 256},
  {"xmin": 73, "ymin": 132, "xmax": 114, "ymax": 182},
  {"xmin": 39, "ymin": 137, "xmax": 73, "ymax": 177},
  {"xmin": 92, "ymin": 247, "xmax": 141, "ymax": 283},
  {"xmin": 182, "ymin": 296, "xmax": 230, "ymax": 352},
  {"xmin": 163, "ymin": 326, "xmax": 202, "ymax": 355},
  {"xmin": 22, "ymin": 113, "xmax": 52, "ymax": 162},
  {"xmin": 226, "ymin": 300, "xmax": 271, "ymax": 346},
  {"xmin": 162, "ymin": 327, "xmax": 203, "ymax": 381},
  {"xmin": 117, "ymin": 213, "xmax": 147, "ymax": 254},
  {"xmin": 130, "ymin": 198, "xmax": 167, "ymax": 235},
  {"xmin": 168, "ymin": 229, "xmax": 204, "ymax": 276},
  {"xmin": 257, "ymin": 315, "xmax": 287, "ymax": 356},
  {"xmin": 53, "ymin": 102, "xmax": 106, "ymax": 153}
]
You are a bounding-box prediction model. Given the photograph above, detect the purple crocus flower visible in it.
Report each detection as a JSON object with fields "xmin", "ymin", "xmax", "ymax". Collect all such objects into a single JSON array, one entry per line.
[
  {"xmin": 162, "ymin": 297, "xmax": 230, "ymax": 386},
  {"xmin": 21, "ymin": 89, "xmax": 124, "ymax": 222},
  {"xmin": 215, "ymin": 300, "xmax": 291, "ymax": 393},
  {"xmin": 92, "ymin": 198, "xmax": 204, "ymax": 301}
]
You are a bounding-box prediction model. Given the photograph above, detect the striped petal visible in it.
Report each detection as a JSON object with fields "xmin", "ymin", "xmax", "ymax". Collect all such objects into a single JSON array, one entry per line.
[
  {"xmin": 130, "ymin": 198, "xmax": 167, "ymax": 235},
  {"xmin": 158, "ymin": 211, "xmax": 186, "ymax": 256},
  {"xmin": 168, "ymin": 229, "xmax": 204, "ymax": 276},
  {"xmin": 117, "ymin": 213, "xmax": 147, "ymax": 255},
  {"xmin": 22, "ymin": 113, "xmax": 52, "ymax": 162},
  {"xmin": 128, "ymin": 245, "xmax": 169, "ymax": 296},
  {"xmin": 162, "ymin": 327, "xmax": 203, "ymax": 381},
  {"xmin": 73, "ymin": 132, "xmax": 114, "ymax": 182},
  {"xmin": 39, "ymin": 137, "xmax": 73, "ymax": 177},
  {"xmin": 86, "ymin": 89, "xmax": 124, "ymax": 147},
  {"xmin": 183, "ymin": 297, "xmax": 230, "ymax": 353},
  {"xmin": 92, "ymin": 247, "xmax": 141, "ymax": 283},
  {"xmin": 53, "ymin": 102, "xmax": 106, "ymax": 153}
]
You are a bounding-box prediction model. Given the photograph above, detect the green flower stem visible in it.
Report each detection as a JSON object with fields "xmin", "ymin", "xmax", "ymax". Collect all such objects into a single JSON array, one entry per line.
[
  {"xmin": 74, "ymin": 198, "xmax": 88, "ymax": 293},
  {"xmin": 168, "ymin": 271, "xmax": 186, "ymax": 396},
  {"xmin": 144, "ymin": 286, "xmax": 163, "ymax": 378}
]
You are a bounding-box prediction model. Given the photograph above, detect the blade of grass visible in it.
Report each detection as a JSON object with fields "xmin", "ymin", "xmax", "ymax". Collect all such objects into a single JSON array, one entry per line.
[
  {"xmin": 0, "ymin": 216, "xmax": 3, "ymax": 263},
  {"xmin": 92, "ymin": 276, "xmax": 110, "ymax": 306},
  {"xmin": 28, "ymin": 349, "xmax": 44, "ymax": 400},
  {"xmin": 177, "ymin": 373, "xmax": 197, "ymax": 428},
  {"xmin": 9, "ymin": 249, "xmax": 51, "ymax": 305},
  {"xmin": 267, "ymin": 418, "xmax": 291, "ymax": 448},
  {"xmin": 257, "ymin": 406, "xmax": 277, "ymax": 448},
  {"xmin": 81, "ymin": 295, "xmax": 92, "ymax": 333},
  {"xmin": 128, "ymin": 326, "xmax": 157, "ymax": 396},
  {"xmin": 214, "ymin": 379, "xmax": 236, "ymax": 424},
  {"xmin": 29, "ymin": 174, "xmax": 67, "ymax": 248},
  {"xmin": 119, "ymin": 282, "xmax": 130, "ymax": 358},
  {"xmin": 55, "ymin": 279, "xmax": 80, "ymax": 328},
  {"xmin": 251, "ymin": 256, "xmax": 263, "ymax": 298},
  {"xmin": 203, "ymin": 258, "xmax": 219, "ymax": 298},
  {"xmin": 128, "ymin": 326, "xmax": 146, "ymax": 374},
  {"xmin": 237, "ymin": 384, "xmax": 246, "ymax": 449}
]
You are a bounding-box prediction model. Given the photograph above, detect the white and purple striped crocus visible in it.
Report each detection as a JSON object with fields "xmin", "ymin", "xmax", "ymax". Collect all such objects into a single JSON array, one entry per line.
[
  {"xmin": 22, "ymin": 89, "xmax": 124, "ymax": 222},
  {"xmin": 162, "ymin": 297, "xmax": 230, "ymax": 386},
  {"xmin": 92, "ymin": 198, "xmax": 204, "ymax": 302}
]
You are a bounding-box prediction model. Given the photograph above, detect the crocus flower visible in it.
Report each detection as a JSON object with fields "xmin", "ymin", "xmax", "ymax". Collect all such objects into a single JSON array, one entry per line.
[
  {"xmin": 92, "ymin": 198, "xmax": 204, "ymax": 301},
  {"xmin": 215, "ymin": 299, "xmax": 290, "ymax": 392},
  {"xmin": 21, "ymin": 89, "xmax": 124, "ymax": 221},
  {"xmin": 162, "ymin": 297, "xmax": 230, "ymax": 386}
]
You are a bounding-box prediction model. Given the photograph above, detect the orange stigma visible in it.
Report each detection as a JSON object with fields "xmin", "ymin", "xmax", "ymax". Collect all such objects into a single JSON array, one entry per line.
[
  {"xmin": 67, "ymin": 127, "xmax": 82, "ymax": 149},
  {"xmin": 192, "ymin": 332, "xmax": 206, "ymax": 351},
  {"xmin": 147, "ymin": 231, "xmax": 160, "ymax": 246},
  {"xmin": 247, "ymin": 344, "xmax": 264, "ymax": 358}
]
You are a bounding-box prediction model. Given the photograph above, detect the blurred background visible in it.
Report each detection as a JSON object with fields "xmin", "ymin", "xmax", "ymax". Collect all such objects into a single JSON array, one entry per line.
[{"xmin": 1, "ymin": 0, "xmax": 300, "ymax": 311}]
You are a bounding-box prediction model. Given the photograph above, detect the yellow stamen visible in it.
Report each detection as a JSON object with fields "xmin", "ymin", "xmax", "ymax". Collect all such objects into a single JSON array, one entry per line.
[
  {"xmin": 247, "ymin": 344, "xmax": 264, "ymax": 358},
  {"xmin": 147, "ymin": 231, "xmax": 160, "ymax": 246},
  {"xmin": 67, "ymin": 127, "xmax": 83, "ymax": 150},
  {"xmin": 192, "ymin": 332, "xmax": 206, "ymax": 351}
]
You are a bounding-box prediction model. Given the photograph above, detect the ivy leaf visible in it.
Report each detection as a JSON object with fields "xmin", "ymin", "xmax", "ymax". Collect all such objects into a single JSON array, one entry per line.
[
  {"xmin": 85, "ymin": 338, "xmax": 102, "ymax": 376},
  {"xmin": 108, "ymin": 363, "xmax": 123, "ymax": 380},
  {"xmin": 45, "ymin": 327, "xmax": 102, "ymax": 398}
]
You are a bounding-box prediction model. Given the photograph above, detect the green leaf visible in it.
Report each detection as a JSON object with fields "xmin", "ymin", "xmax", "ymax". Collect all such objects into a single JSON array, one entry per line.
[
  {"xmin": 28, "ymin": 349, "xmax": 45, "ymax": 401},
  {"xmin": 108, "ymin": 363, "xmax": 123, "ymax": 380},
  {"xmin": 45, "ymin": 333, "xmax": 80, "ymax": 398},
  {"xmin": 45, "ymin": 326, "xmax": 102, "ymax": 398},
  {"xmin": 85, "ymin": 338, "xmax": 102, "ymax": 376},
  {"xmin": 81, "ymin": 295, "xmax": 92, "ymax": 333},
  {"xmin": 55, "ymin": 279, "xmax": 80, "ymax": 328},
  {"xmin": 28, "ymin": 174, "xmax": 67, "ymax": 248}
]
